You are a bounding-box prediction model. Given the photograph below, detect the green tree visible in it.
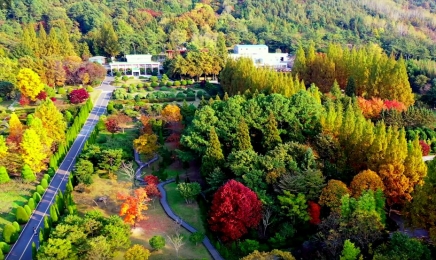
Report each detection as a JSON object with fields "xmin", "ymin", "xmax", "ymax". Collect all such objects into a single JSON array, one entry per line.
[
  {"xmin": 177, "ymin": 182, "xmax": 201, "ymax": 204},
  {"xmin": 236, "ymin": 118, "xmax": 252, "ymax": 151},
  {"xmin": 277, "ymin": 191, "xmax": 310, "ymax": 223},
  {"xmin": 201, "ymin": 127, "xmax": 224, "ymax": 176},
  {"xmin": 189, "ymin": 232, "xmax": 205, "ymax": 246},
  {"xmin": 22, "ymin": 164, "xmax": 36, "ymax": 182},
  {"xmin": 345, "ymin": 77, "xmax": 356, "ymax": 97},
  {"xmin": 263, "ymin": 112, "xmax": 282, "ymax": 150},
  {"xmin": 16, "ymin": 206, "xmax": 30, "ymax": 224},
  {"xmin": 37, "ymin": 238, "xmax": 76, "ymax": 260},
  {"xmin": 73, "ymin": 159, "xmax": 94, "ymax": 185},
  {"xmin": 124, "ymin": 244, "xmax": 151, "ymax": 260},
  {"xmin": 98, "ymin": 23, "xmax": 120, "ymax": 58},
  {"xmin": 0, "ymin": 166, "xmax": 10, "ymax": 184},
  {"xmin": 373, "ymin": 232, "xmax": 431, "ymax": 260},
  {"xmin": 340, "ymin": 240, "xmax": 361, "ymax": 260},
  {"xmin": 2, "ymin": 224, "xmax": 16, "ymax": 243}
]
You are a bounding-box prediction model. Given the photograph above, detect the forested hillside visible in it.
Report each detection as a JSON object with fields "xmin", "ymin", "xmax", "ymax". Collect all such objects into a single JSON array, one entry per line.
[{"xmin": 0, "ymin": 0, "xmax": 436, "ymax": 59}]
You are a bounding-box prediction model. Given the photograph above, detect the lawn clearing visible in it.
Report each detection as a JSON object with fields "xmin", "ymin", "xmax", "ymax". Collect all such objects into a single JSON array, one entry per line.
[
  {"xmin": 74, "ymin": 176, "xmax": 211, "ymax": 260},
  {"xmin": 89, "ymin": 89, "xmax": 102, "ymax": 104},
  {"xmin": 0, "ymin": 180, "xmax": 34, "ymax": 241},
  {"xmin": 164, "ymin": 182, "xmax": 206, "ymax": 234}
]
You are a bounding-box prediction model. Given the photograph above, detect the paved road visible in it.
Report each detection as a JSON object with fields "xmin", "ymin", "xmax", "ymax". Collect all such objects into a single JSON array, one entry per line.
[{"xmin": 6, "ymin": 79, "xmax": 114, "ymax": 260}]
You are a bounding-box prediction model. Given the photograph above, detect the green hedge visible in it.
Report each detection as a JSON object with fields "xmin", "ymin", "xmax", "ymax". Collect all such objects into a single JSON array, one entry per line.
[{"xmin": 16, "ymin": 206, "xmax": 29, "ymax": 224}]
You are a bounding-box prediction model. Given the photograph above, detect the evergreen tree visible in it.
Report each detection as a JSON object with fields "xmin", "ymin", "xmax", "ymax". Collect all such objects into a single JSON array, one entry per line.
[
  {"xmin": 0, "ymin": 136, "xmax": 7, "ymax": 159},
  {"xmin": 263, "ymin": 112, "xmax": 282, "ymax": 150},
  {"xmin": 201, "ymin": 127, "xmax": 224, "ymax": 176},
  {"xmin": 37, "ymin": 23, "xmax": 47, "ymax": 57},
  {"xmin": 16, "ymin": 206, "xmax": 29, "ymax": 224},
  {"xmin": 49, "ymin": 204, "xmax": 58, "ymax": 224},
  {"xmin": 331, "ymin": 80, "xmax": 342, "ymax": 98},
  {"xmin": 292, "ymin": 45, "xmax": 306, "ymax": 79},
  {"xmin": 0, "ymin": 166, "xmax": 10, "ymax": 184},
  {"xmin": 98, "ymin": 23, "xmax": 120, "ymax": 58},
  {"xmin": 345, "ymin": 77, "xmax": 356, "ymax": 97},
  {"xmin": 22, "ymin": 164, "xmax": 36, "ymax": 182},
  {"xmin": 340, "ymin": 240, "xmax": 361, "ymax": 260},
  {"xmin": 236, "ymin": 118, "xmax": 252, "ymax": 151},
  {"xmin": 21, "ymin": 129, "xmax": 47, "ymax": 173}
]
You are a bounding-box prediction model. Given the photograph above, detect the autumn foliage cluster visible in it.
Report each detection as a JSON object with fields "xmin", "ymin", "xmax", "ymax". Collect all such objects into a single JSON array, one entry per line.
[
  {"xmin": 357, "ymin": 97, "xmax": 407, "ymax": 119},
  {"xmin": 117, "ymin": 188, "xmax": 150, "ymax": 226},
  {"xmin": 68, "ymin": 88, "xmax": 89, "ymax": 104}
]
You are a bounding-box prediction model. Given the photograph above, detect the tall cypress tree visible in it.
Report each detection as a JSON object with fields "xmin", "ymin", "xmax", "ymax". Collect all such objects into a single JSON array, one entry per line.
[
  {"xmin": 236, "ymin": 118, "xmax": 252, "ymax": 151},
  {"xmin": 345, "ymin": 76, "xmax": 356, "ymax": 97},
  {"xmin": 201, "ymin": 127, "xmax": 224, "ymax": 177},
  {"xmin": 263, "ymin": 112, "xmax": 282, "ymax": 150}
]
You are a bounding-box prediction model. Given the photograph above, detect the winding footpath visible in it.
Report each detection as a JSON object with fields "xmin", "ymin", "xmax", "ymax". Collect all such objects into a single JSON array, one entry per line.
[
  {"xmin": 134, "ymin": 150, "xmax": 223, "ymax": 260},
  {"xmin": 6, "ymin": 79, "xmax": 114, "ymax": 260}
]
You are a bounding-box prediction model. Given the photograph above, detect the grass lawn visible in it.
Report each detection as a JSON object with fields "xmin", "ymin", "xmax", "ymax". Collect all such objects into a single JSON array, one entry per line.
[
  {"xmin": 112, "ymin": 79, "xmax": 145, "ymax": 87},
  {"xmin": 164, "ymin": 182, "xmax": 206, "ymax": 234},
  {"xmin": 89, "ymin": 89, "xmax": 102, "ymax": 104},
  {"xmin": 0, "ymin": 180, "xmax": 34, "ymax": 241},
  {"xmin": 74, "ymin": 176, "xmax": 211, "ymax": 260}
]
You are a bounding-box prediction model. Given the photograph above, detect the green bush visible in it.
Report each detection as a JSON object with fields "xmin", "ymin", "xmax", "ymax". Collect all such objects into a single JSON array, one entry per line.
[
  {"xmin": 12, "ymin": 222, "xmax": 20, "ymax": 232},
  {"xmin": 28, "ymin": 198, "xmax": 36, "ymax": 211},
  {"xmin": 147, "ymin": 87, "xmax": 154, "ymax": 91},
  {"xmin": 166, "ymin": 81, "xmax": 173, "ymax": 87},
  {"xmin": 0, "ymin": 166, "xmax": 10, "ymax": 184},
  {"xmin": 24, "ymin": 205, "xmax": 32, "ymax": 216},
  {"xmin": 33, "ymin": 192, "xmax": 42, "ymax": 203},
  {"xmin": 36, "ymin": 185, "xmax": 45, "ymax": 195},
  {"xmin": 137, "ymin": 83, "xmax": 144, "ymax": 88},
  {"xmin": 181, "ymin": 80, "xmax": 187, "ymax": 86},
  {"xmin": 144, "ymin": 82, "xmax": 151, "ymax": 87},
  {"xmin": 149, "ymin": 235, "xmax": 165, "ymax": 251},
  {"xmin": 122, "ymin": 76, "xmax": 129, "ymax": 82},
  {"xmin": 47, "ymin": 167, "xmax": 55, "ymax": 177},
  {"xmin": 160, "ymin": 86, "xmax": 169, "ymax": 91},
  {"xmin": 167, "ymin": 92, "xmax": 176, "ymax": 98},
  {"xmin": 41, "ymin": 178, "xmax": 48, "ymax": 189},
  {"xmin": 176, "ymin": 92, "xmax": 186, "ymax": 98},
  {"xmin": 86, "ymin": 86, "xmax": 94, "ymax": 93},
  {"xmin": 16, "ymin": 206, "xmax": 29, "ymax": 224},
  {"xmin": 196, "ymin": 91, "xmax": 207, "ymax": 98},
  {"xmin": 189, "ymin": 232, "xmax": 205, "ymax": 246},
  {"xmin": 43, "ymin": 174, "xmax": 50, "ymax": 181},
  {"xmin": 159, "ymin": 81, "xmax": 166, "ymax": 87},
  {"xmin": 57, "ymin": 88, "xmax": 66, "ymax": 95},
  {"xmin": 2, "ymin": 224, "xmax": 16, "ymax": 243},
  {"xmin": 21, "ymin": 165, "xmax": 36, "ymax": 182},
  {"xmin": 150, "ymin": 76, "xmax": 158, "ymax": 82},
  {"xmin": 187, "ymin": 80, "xmax": 194, "ymax": 85},
  {"xmin": 0, "ymin": 242, "xmax": 11, "ymax": 253},
  {"xmin": 151, "ymin": 82, "xmax": 159, "ymax": 88},
  {"xmin": 174, "ymin": 81, "xmax": 181, "ymax": 86}
]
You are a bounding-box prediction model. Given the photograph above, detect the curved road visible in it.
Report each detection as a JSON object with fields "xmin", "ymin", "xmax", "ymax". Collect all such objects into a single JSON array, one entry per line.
[{"xmin": 6, "ymin": 79, "xmax": 114, "ymax": 260}]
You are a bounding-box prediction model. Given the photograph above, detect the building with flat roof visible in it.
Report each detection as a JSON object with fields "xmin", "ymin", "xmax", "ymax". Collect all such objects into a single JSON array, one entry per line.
[
  {"xmin": 230, "ymin": 45, "xmax": 289, "ymax": 69},
  {"xmin": 109, "ymin": 54, "xmax": 161, "ymax": 76},
  {"xmin": 89, "ymin": 56, "xmax": 106, "ymax": 65}
]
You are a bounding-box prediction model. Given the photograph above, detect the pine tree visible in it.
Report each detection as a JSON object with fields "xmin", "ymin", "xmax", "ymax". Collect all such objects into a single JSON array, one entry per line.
[
  {"xmin": 201, "ymin": 127, "xmax": 224, "ymax": 177},
  {"xmin": 46, "ymin": 28, "xmax": 60, "ymax": 56},
  {"xmin": 345, "ymin": 77, "xmax": 356, "ymax": 97},
  {"xmin": 264, "ymin": 112, "xmax": 282, "ymax": 150},
  {"xmin": 0, "ymin": 166, "xmax": 10, "ymax": 184},
  {"xmin": 16, "ymin": 206, "xmax": 29, "ymax": 224},
  {"xmin": 236, "ymin": 118, "xmax": 252, "ymax": 151},
  {"xmin": 43, "ymin": 215, "xmax": 50, "ymax": 240},
  {"xmin": 21, "ymin": 129, "xmax": 47, "ymax": 173},
  {"xmin": 49, "ymin": 204, "xmax": 58, "ymax": 224},
  {"xmin": 292, "ymin": 45, "xmax": 306, "ymax": 79},
  {"xmin": 404, "ymin": 137, "xmax": 427, "ymax": 189},
  {"xmin": 331, "ymin": 80, "xmax": 342, "ymax": 98},
  {"xmin": 8, "ymin": 112, "xmax": 24, "ymax": 137},
  {"xmin": 37, "ymin": 23, "xmax": 47, "ymax": 57},
  {"xmin": 58, "ymin": 21, "xmax": 76, "ymax": 57}
]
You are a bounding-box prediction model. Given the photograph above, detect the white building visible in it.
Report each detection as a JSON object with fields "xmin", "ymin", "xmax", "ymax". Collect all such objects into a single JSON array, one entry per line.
[
  {"xmin": 109, "ymin": 54, "xmax": 162, "ymax": 76},
  {"xmin": 229, "ymin": 45, "xmax": 289, "ymax": 69},
  {"xmin": 89, "ymin": 56, "xmax": 106, "ymax": 65}
]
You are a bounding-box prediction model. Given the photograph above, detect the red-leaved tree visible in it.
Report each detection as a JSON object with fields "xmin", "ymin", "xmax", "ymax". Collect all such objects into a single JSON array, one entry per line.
[
  {"xmin": 19, "ymin": 96, "xmax": 30, "ymax": 106},
  {"xmin": 144, "ymin": 175, "xmax": 160, "ymax": 185},
  {"xmin": 308, "ymin": 201, "xmax": 321, "ymax": 225},
  {"xmin": 69, "ymin": 88, "xmax": 89, "ymax": 104},
  {"xmin": 383, "ymin": 100, "xmax": 406, "ymax": 112},
  {"xmin": 105, "ymin": 118, "xmax": 120, "ymax": 134},
  {"xmin": 36, "ymin": 91, "xmax": 47, "ymax": 100},
  {"xmin": 145, "ymin": 184, "xmax": 161, "ymax": 208},
  {"xmin": 208, "ymin": 180, "xmax": 262, "ymax": 242},
  {"xmin": 419, "ymin": 140, "xmax": 430, "ymax": 156}
]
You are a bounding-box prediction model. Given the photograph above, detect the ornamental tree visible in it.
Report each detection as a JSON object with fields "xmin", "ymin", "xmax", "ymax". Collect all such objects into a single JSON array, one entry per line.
[
  {"xmin": 69, "ymin": 88, "xmax": 89, "ymax": 104},
  {"xmin": 350, "ymin": 169, "xmax": 385, "ymax": 198},
  {"xmin": 117, "ymin": 188, "xmax": 149, "ymax": 227},
  {"xmin": 124, "ymin": 244, "xmax": 150, "ymax": 260},
  {"xmin": 16, "ymin": 68, "xmax": 44, "ymax": 101},
  {"xmin": 208, "ymin": 180, "xmax": 262, "ymax": 242},
  {"xmin": 133, "ymin": 133, "xmax": 159, "ymax": 156},
  {"xmin": 177, "ymin": 182, "xmax": 201, "ymax": 204},
  {"xmin": 319, "ymin": 179, "xmax": 350, "ymax": 212},
  {"xmin": 21, "ymin": 128, "xmax": 47, "ymax": 173},
  {"xmin": 105, "ymin": 118, "xmax": 120, "ymax": 134},
  {"xmin": 308, "ymin": 201, "xmax": 321, "ymax": 225}
]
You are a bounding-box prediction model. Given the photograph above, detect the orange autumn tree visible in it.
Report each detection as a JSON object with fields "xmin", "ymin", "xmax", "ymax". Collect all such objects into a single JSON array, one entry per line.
[
  {"xmin": 357, "ymin": 97, "xmax": 384, "ymax": 119},
  {"xmin": 161, "ymin": 104, "xmax": 184, "ymax": 147},
  {"xmin": 117, "ymin": 188, "xmax": 149, "ymax": 227}
]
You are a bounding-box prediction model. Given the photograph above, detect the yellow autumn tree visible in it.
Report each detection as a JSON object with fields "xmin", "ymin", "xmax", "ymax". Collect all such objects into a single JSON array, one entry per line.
[
  {"xmin": 8, "ymin": 113, "xmax": 24, "ymax": 137},
  {"xmin": 350, "ymin": 169, "xmax": 385, "ymax": 197},
  {"xmin": 16, "ymin": 68, "xmax": 44, "ymax": 101},
  {"xmin": 0, "ymin": 135, "xmax": 7, "ymax": 157},
  {"xmin": 133, "ymin": 133, "xmax": 159, "ymax": 156},
  {"xmin": 34, "ymin": 99, "xmax": 66, "ymax": 144},
  {"xmin": 319, "ymin": 179, "xmax": 350, "ymax": 212},
  {"xmin": 21, "ymin": 129, "xmax": 47, "ymax": 173},
  {"xmin": 29, "ymin": 117, "xmax": 53, "ymax": 156},
  {"xmin": 161, "ymin": 104, "xmax": 182, "ymax": 123}
]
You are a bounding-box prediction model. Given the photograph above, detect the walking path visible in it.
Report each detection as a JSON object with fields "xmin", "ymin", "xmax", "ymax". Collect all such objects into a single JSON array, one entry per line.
[
  {"xmin": 134, "ymin": 150, "xmax": 223, "ymax": 260},
  {"xmin": 6, "ymin": 79, "xmax": 114, "ymax": 260}
]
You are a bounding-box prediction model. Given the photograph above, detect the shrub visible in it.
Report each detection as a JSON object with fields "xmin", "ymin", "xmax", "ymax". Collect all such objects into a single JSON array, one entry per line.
[
  {"xmin": 86, "ymin": 86, "xmax": 94, "ymax": 93},
  {"xmin": 0, "ymin": 242, "xmax": 11, "ymax": 253},
  {"xmin": 33, "ymin": 192, "xmax": 42, "ymax": 203},
  {"xmin": 137, "ymin": 83, "xmax": 144, "ymax": 88},
  {"xmin": 181, "ymin": 80, "xmax": 187, "ymax": 86},
  {"xmin": 167, "ymin": 92, "xmax": 176, "ymax": 98},
  {"xmin": 176, "ymin": 92, "xmax": 186, "ymax": 98},
  {"xmin": 149, "ymin": 235, "xmax": 165, "ymax": 251},
  {"xmin": 150, "ymin": 76, "xmax": 158, "ymax": 82},
  {"xmin": 189, "ymin": 232, "xmax": 205, "ymax": 246},
  {"xmin": 12, "ymin": 222, "xmax": 20, "ymax": 232},
  {"xmin": 57, "ymin": 88, "xmax": 66, "ymax": 95},
  {"xmin": 129, "ymin": 76, "xmax": 134, "ymax": 79},
  {"xmin": 2, "ymin": 224, "xmax": 16, "ymax": 243},
  {"xmin": 420, "ymin": 140, "xmax": 431, "ymax": 156},
  {"xmin": 139, "ymin": 76, "xmax": 146, "ymax": 79},
  {"xmin": 174, "ymin": 81, "xmax": 181, "ymax": 86},
  {"xmin": 41, "ymin": 178, "xmax": 48, "ymax": 189},
  {"xmin": 36, "ymin": 185, "xmax": 45, "ymax": 195},
  {"xmin": 43, "ymin": 174, "xmax": 50, "ymax": 181},
  {"xmin": 124, "ymin": 245, "xmax": 151, "ymax": 260},
  {"xmin": 196, "ymin": 90, "xmax": 207, "ymax": 98},
  {"xmin": 151, "ymin": 82, "xmax": 159, "ymax": 88},
  {"xmin": 24, "ymin": 205, "xmax": 32, "ymax": 216},
  {"xmin": 22, "ymin": 165, "xmax": 36, "ymax": 182},
  {"xmin": 166, "ymin": 81, "xmax": 173, "ymax": 87},
  {"xmin": 187, "ymin": 80, "xmax": 194, "ymax": 85},
  {"xmin": 115, "ymin": 71, "xmax": 122, "ymax": 77},
  {"xmin": 159, "ymin": 81, "xmax": 166, "ymax": 87},
  {"xmin": 16, "ymin": 206, "xmax": 29, "ymax": 224},
  {"xmin": 0, "ymin": 166, "xmax": 10, "ymax": 184},
  {"xmin": 160, "ymin": 86, "xmax": 169, "ymax": 91},
  {"xmin": 147, "ymin": 87, "xmax": 154, "ymax": 91},
  {"xmin": 28, "ymin": 198, "xmax": 36, "ymax": 211},
  {"xmin": 122, "ymin": 76, "xmax": 129, "ymax": 82},
  {"xmin": 47, "ymin": 167, "xmax": 55, "ymax": 177}
]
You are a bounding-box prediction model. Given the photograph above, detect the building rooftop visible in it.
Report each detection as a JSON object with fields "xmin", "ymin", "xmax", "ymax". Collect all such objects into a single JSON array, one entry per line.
[{"xmin": 235, "ymin": 44, "xmax": 268, "ymax": 48}]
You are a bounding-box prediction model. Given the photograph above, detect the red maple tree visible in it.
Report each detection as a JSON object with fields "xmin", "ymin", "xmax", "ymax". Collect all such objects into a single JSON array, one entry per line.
[
  {"xmin": 144, "ymin": 175, "xmax": 159, "ymax": 185},
  {"xmin": 383, "ymin": 100, "xmax": 406, "ymax": 112},
  {"xmin": 208, "ymin": 180, "xmax": 262, "ymax": 242},
  {"xmin": 19, "ymin": 96, "xmax": 30, "ymax": 106},
  {"xmin": 419, "ymin": 140, "xmax": 430, "ymax": 156},
  {"xmin": 36, "ymin": 91, "xmax": 47, "ymax": 100},
  {"xmin": 144, "ymin": 184, "xmax": 161, "ymax": 207},
  {"xmin": 69, "ymin": 88, "xmax": 89, "ymax": 104},
  {"xmin": 105, "ymin": 118, "xmax": 120, "ymax": 134},
  {"xmin": 308, "ymin": 201, "xmax": 321, "ymax": 225}
]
